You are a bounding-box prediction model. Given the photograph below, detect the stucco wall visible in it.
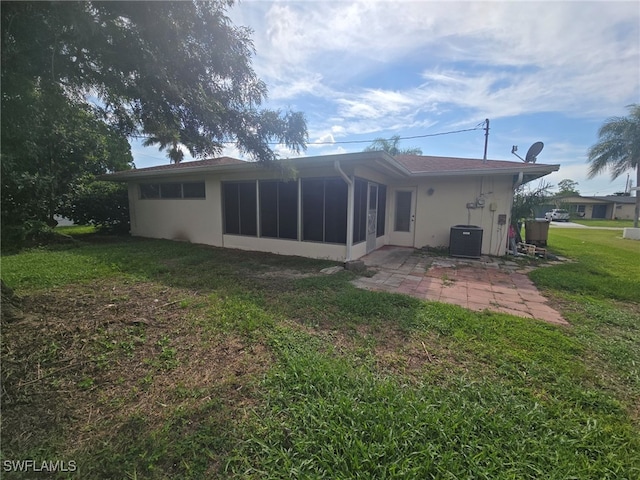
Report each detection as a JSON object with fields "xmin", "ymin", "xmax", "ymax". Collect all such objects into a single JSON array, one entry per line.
[
  {"xmin": 223, "ymin": 235, "xmax": 347, "ymax": 261},
  {"xmin": 127, "ymin": 170, "xmax": 517, "ymax": 259},
  {"xmin": 128, "ymin": 178, "xmax": 223, "ymax": 246},
  {"xmin": 406, "ymin": 175, "xmax": 514, "ymax": 256}
]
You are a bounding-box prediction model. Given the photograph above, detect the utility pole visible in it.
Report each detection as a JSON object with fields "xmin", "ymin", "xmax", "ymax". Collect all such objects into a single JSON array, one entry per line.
[
  {"xmin": 625, "ymin": 173, "xmax": 630, "ymax": 194},
  {"xmin": 483, "ymin": 118, "xmax": 489, "ymax": 162}
]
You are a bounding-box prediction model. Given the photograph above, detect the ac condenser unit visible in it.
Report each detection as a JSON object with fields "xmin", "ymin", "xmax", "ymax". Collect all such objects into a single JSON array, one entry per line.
[{"xmin": 449, "ymin": 225, "xmax": 483, "ymax": 259}]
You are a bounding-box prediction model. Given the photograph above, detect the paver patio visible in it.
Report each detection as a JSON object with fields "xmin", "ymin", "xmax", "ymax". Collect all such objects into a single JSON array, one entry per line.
[{"xmin": 352, "ymin": 246, "xmax": 568, "ymax": 326}]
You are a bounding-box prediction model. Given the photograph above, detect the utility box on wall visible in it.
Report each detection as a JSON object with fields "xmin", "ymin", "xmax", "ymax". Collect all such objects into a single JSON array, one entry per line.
[{"xmin": 449, "ymin": 225, "xmax": 483, "ymax": 259}]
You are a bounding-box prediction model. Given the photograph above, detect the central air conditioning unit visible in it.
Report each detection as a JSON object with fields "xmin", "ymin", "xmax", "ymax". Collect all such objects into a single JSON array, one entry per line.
[{"xmin": 449, "ymin": 225, "xmax": 483, "ymax": 259}]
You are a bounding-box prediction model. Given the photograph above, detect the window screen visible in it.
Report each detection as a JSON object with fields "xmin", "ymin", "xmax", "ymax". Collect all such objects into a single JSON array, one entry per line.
[
  {"xmin": 353, "ymin": 179, "xmax": 367, "ymax": 244},
  {"xmin": 260, "ymin": 181, "xmax": 279, "ymax": 238},
  {"xmin": 324, "ymin": 178, "xmax": 347, "ymax": 244},
  {"xmin": 260, "ymin": 181, "xmax": 299, "ymax": 240},
  {"xmin": 302, "ymin": 179, "xmax": 324, "ymax": 242},
  {"xmin": 238, "ymin": 182, "xmax": 257, "ymax": 236},
  {"xmin": 140, "ymin": 184, "xmax": 160, "ymax": 199},
  {"xmin": 223, "ymin": 182, "xmax": 257, "ymax": 236},
  {"xmin": 302, "ymin": 178, "xmax": 347, "ymax": 244},
  {"xmin": 160, "ymin": 183, "xmax": 181, "ymax": 199},
  {"xmin": 140, "ymin": 182, "xmax": 205, "ymax": 199},
  {"xmin": 278, "ymin": 181, "xmax": 298, "ymax": 239},
  {"xmin": 223, "ymin": 183, "xmax": 240, "ymax": 235},
  {"xmin": 183, "ymin": 182, "xmax": 206, "ymax": 198}
]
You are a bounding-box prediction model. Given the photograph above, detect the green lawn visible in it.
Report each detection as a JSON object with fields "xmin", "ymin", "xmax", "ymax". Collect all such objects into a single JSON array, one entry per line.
[
  {"xmin": 571, "ymin": 218, "xmax": 635, "ymax": 228},
  {"xmin": 533, "ymin": 228, "xmax": 640, "ymax": 301},
  {"xmin": 55, "ymin": 225, "xmax": 99, "ymax": 236},
  {"xmin": 2, "ymin": 232, "xmax": 639, "ymax": 479}
]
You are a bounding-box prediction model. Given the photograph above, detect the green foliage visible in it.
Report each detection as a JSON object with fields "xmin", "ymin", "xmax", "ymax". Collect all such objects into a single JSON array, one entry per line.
[
  {"xmin": 364, "ymin": 135, "xmax": 422, "ymax": 156},
  {"xmin": 61, "ymin": 178, "xmax": 130, "ymax": 232},
  {"xmin": 512, "ymin": 180, "xmax": 552, "ymax": 222},
  {"xmin": 587, "ymin": 104, "xmax": 640, "ymax": 227},
  {"xmin": 2, "ymin": 0, "xmax": 309, "ymax": 249},
  {"xmin": 588, "ymin": 104, "xmax": 640, "ymax": 180},
  {"xmin": 1, "ymin": 1, "xmax": 307, "ymax": 163},
  {"xmin": 556, "ymin": 178, "xmax": 579, "ymax": 196},
  {"xmin": 0, "ymin": 83, "xmax": 133, "ymax": 249}
]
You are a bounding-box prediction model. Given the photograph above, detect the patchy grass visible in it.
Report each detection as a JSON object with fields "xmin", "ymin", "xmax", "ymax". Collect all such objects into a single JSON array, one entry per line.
[{"xmin": 2, "ymin": 236, "xmax": 639, "ymax": 478}]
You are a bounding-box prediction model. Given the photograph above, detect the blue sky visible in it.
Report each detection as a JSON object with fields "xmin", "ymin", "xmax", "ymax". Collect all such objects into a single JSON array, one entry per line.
[{"xmin": 132, "ymin": 0, "xmax": 640, "ymax": 196}]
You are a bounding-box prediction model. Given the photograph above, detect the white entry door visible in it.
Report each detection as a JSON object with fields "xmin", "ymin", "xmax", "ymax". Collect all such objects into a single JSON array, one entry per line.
[{"xmin": 389, "ymin": 187, "xmax": 416, "ymax": 246}]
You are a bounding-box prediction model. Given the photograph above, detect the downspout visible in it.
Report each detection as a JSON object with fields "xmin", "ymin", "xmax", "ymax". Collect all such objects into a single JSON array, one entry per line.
[
  {"xmin": 514, "ymin": 171, "xmax": 524, "ymax": 190},
  {"xmin": 511, "ymin": 171, "xmax": 524, "ymax": 223},
  {"xmin": 335, "ymin": 160, "xmax": 354, "ymax": 262},
  {"xmin": 510, "ymin": 171, "xmax": 525, "ymax": 246}
]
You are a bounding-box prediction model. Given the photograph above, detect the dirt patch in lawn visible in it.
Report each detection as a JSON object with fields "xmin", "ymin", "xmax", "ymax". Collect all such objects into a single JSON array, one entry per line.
[
  {"xmin": 1, "ymin": 279, "xmax": 273, "ymax": 462},
  {"xmin": 296, "ymin": 321, "xmax": 471, "ymax": 385},
  {"xmin": 253, "ymin": 267, "xmax": 316, "ymax": 280}
]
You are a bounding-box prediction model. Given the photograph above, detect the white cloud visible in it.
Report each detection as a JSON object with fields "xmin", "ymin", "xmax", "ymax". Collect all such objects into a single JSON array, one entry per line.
[
  {"xmin": 218, "ymin": 0, "xmax": 640, "ymax": 196},
  {"xmin": 232, "ymin": 1, "xmax": 639, "ymax": 122},
  {"xmin": 311, "ymin": 132, "xmax": 336, "ymax": 146}
]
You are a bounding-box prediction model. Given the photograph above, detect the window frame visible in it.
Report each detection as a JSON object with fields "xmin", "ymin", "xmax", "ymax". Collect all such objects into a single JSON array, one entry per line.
[
  {"xmin": 259, "ymin": 180, "xmax": 299, "ymax": 240},
  {"xmin": 302, "ymin": 177, "xmax": 348, "ymax": 245},
  {"xmin": 139, "ymin": 182, "xmax": 206, "ymax": 200},
  {"xmin": 222, "ymin": 181, "xmax": 257, "ymax": 237}
]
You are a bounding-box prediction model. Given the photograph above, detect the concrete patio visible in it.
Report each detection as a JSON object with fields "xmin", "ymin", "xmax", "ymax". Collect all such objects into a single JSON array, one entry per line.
[{"xmin": 352, "ymin": 246, "xmax": 568, "ymax": 326}]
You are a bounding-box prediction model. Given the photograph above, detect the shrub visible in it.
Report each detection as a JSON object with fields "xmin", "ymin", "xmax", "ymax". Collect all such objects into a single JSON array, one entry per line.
[{"xmin": 60, "ymin": 179, "xmax": 129, "ymax": 233}]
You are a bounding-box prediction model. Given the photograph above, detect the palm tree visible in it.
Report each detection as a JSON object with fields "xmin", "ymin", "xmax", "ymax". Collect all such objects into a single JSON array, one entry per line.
[
  {"xmin": 587, "ymin": 104, "xmax": 640, "ymax": 227},
  {"xmin": 364, "ymin": 135, "xmax": 422, "ymax": 156}
]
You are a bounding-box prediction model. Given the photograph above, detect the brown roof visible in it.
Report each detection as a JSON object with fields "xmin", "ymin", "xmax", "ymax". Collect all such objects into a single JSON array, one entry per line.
[
  {"xmin": 106, "ymin": 152, "xmax": 558, "ymax": 182},
  {"xmin": 394, "ymin": 155, "xmax": 551, "ymax": 174},
  {"xmin": 132, "ymin": 156, "xmax": 246, "ymax": 172}
]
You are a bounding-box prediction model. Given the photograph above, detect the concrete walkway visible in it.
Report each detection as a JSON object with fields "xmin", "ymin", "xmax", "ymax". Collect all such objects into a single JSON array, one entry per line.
[
  {"xmin": 352, "ymin": 246, "xmax": 568, "ymax": 326},
  {"xmin": 549, "ymin": 221, "xmax": 624, "ymax": 230}
]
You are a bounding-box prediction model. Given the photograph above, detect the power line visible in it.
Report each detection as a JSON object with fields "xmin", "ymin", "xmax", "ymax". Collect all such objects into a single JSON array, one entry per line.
[
  {"xmin": 305, "ymin": 126, "xmax": 484, "ymax": 146},
  {"xmin": 129, "ymin": 126, "xmax": 485, "ymax": 147}
]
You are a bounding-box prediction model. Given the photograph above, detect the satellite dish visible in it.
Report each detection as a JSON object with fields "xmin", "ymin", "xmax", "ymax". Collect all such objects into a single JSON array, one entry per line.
[{"xmin": 525, "ymin": 141, "xmax": 544, "ymax": 163}]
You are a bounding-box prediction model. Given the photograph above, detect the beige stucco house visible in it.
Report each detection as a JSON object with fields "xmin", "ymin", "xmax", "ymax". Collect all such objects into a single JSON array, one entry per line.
[{"xmin": 106, "ymin": 151, "xmax": 559, "ymax": 261}]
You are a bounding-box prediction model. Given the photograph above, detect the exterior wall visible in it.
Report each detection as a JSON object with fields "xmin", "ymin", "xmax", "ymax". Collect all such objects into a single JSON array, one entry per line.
[
  {"xmin": 223, "ymin": 235, "xmax": 347, "ymax": 261},
  {"xmin": 128, "ymin": 178, "xmax": 223, "ymax": 246},
  {"xmin": 127, "ymin": 168, "xmax": 518, "ymax": 259},
  {"xmin": 613, "ymin": 203, "xmax": 636, "ymax": 220},
  {"xmin": 128, "ymin": 168, "xmax": 355, "ymax": 261},
  {"xmin": 404, "ymin": 175, "xmax": 514, "ymax": 256},
  {"xmin": 350, "ymin": 241, "xmax": 368, "ymax": 261}
]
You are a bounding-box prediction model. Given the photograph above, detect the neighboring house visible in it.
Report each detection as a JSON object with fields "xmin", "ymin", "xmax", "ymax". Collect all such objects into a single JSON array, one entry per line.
[
  {"xmin": 105, "ymin": 151, "xmax": 558, "ymax": 261},
  {"xmin": 554, "ymin": 195, "xmax": 637, "ymax": 220},
  {"xmin": 53, "ymin": 215, "xmax": 75, "ymax": 226}
]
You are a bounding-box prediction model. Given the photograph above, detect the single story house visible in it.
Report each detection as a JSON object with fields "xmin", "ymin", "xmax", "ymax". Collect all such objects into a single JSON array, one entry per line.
[
  {"xmin": 552, "ymin": 194, "xmax": 637, "ymax": 220},
  {"xmin": 105, "ymin": 151, "xmax": 559, "ymax": 262}
]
